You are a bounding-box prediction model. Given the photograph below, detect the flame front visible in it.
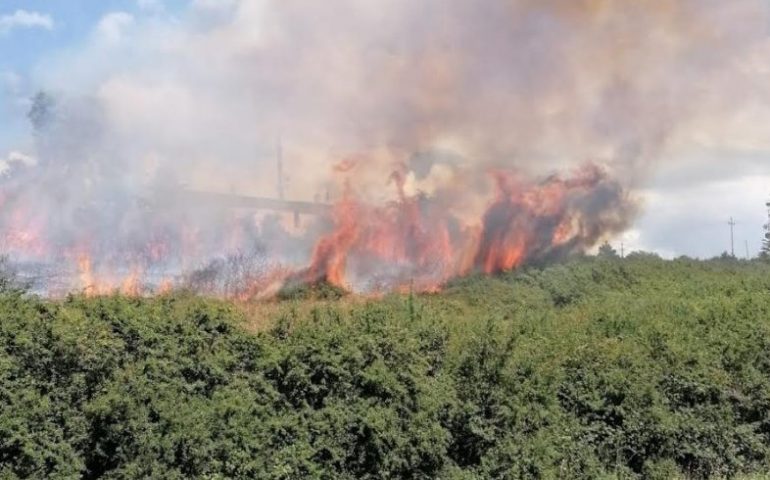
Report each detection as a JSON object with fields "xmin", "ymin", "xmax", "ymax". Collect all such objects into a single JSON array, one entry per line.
[
  {"xmin": 1, "ymin": 154, "xmax": 632, "ymax": 298},
  {"xmin": 301, "ymin": 163, "xmax": 631, "ymax": 293}
]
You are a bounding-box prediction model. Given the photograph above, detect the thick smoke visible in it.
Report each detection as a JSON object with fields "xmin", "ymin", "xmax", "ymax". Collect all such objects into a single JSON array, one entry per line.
[{"xmin": 1, "ymin": 0, "xmax": 768, "ymax": 295}]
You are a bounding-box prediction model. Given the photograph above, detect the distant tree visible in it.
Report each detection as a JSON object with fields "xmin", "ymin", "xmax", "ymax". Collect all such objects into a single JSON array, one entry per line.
[
  {"xmin": 762, "ymin": 203, "xmax": 770, "ymax": 261},
  {"xmin": 757, "ymin": 199, "xmax": 770, "ymax": 261},
  {"xmin": 597, "ymin": 241, "xmax": 619, "ymax": 259},
  {"xmin": 625, "ymin": 251, "xmax": 662, "ymax": 261},
  {"xmin": 714, "ymin": 251, "xmax": 738, "ymax": 262},
  {"xmin": 27, "ymin": 90, "xmax": 56, "ymax": 134}
]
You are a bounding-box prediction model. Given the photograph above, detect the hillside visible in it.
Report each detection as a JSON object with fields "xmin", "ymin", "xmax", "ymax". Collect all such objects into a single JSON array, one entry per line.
[{"xmin": 2, "ymin": 256, "xmax": 770, "ymax": 479}]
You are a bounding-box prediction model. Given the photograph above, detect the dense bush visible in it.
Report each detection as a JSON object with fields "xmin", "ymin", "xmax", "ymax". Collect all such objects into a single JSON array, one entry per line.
[{"xmin": 2, "ymin": 256, "xmax": 770, "ymax": 478}]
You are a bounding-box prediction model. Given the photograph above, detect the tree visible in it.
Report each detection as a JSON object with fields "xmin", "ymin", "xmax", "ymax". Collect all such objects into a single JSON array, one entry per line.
[
  {"xmin": 27, "ymin": 91, "xmax": 56, "ymax": 134},
  {"xmin": 761, "ymin": 200, "xmax": 770, "ymax": 261},
  {"xmin": 597, "ymin": 241, "xmax": 619, "ymax": 259}
]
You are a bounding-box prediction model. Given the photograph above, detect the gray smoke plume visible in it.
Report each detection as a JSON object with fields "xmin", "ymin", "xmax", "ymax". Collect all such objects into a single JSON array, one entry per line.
[{"xmin": 2, "ymin": 0, "xmax": 768, "ymax": 294}]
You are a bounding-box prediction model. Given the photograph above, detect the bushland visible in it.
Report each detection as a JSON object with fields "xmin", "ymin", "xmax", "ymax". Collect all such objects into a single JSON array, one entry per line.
[{"xmin": 2, "ymin": 255, "xmax": 770, "ymax": 479}]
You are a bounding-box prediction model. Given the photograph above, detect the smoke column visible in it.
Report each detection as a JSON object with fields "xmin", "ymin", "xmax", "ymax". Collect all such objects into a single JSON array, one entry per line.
[{"xmin": 1, "ymin": 0, "xmax": 768, "ymax": 295}]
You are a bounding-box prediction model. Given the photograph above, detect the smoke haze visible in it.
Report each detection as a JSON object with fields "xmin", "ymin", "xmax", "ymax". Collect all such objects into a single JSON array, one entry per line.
[{"xmin": 2, "ymin": 0, "xmax": 769, "ymax": 294}]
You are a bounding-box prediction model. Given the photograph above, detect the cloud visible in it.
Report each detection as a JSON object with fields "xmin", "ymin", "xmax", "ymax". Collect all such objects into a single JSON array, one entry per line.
[
  {"xmin": 632, "ymin": 173, "xmax": 770, "ymax": 259},
  {"xmin": 137, "ymin": 0, "xmax": 164, "ymax": 12},
  {"xmin": 95, "ymin": 12, "xmax": 135, "ymax": 43},
  {"xmin": 0, "ymin": 9, "xmax": 53, "ymax": 34}
]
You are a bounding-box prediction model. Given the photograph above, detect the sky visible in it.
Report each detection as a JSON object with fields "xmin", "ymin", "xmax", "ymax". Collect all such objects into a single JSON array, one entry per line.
[
  {"xmin": 1, "ymin": 0, "xmax": 769, "ymax": 260},
  {"xmin": 0, "ymin": 1, "xmax": 185, "ymax": 147}
]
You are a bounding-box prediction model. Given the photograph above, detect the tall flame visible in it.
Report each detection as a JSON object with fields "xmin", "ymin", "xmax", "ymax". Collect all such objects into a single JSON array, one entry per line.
[{"xmin": 302, "ymin": 163, "xmax": 631, "ymax": 292}]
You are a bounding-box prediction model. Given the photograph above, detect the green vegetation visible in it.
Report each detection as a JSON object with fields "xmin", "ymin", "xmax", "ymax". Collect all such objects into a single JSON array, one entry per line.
[
  {"xmin": 277, "ymin": 279, "xmax": 349, "ymax": 301},
  {"xmin": 2, "ymin": 256, "xmax": 770, "ymax": 479}
]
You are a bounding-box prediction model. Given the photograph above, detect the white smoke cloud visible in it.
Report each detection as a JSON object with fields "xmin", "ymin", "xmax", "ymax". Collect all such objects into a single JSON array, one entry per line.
[
  {"xmin": 47, "ymin": 0, "xmax": 769, "ymax": 194},
  {"xmin": 23, "ymin": 0, "xmax": 770, "ymax": 226},
  {"xmin": 0, "ymin": 151, "xmax": 36, "ymax": 176}
]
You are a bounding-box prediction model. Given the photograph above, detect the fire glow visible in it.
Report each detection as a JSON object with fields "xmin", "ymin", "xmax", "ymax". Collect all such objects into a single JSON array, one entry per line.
[
  {"xmin": 0, "ymin": 157, "xmax": 633, "ymax": 298},
  {"xmin": 302, "ymin": 162, "xmax": 630, "ymax": 292},
  {"xmin": 3, "ymin": 0, "xmax": 753, "ymax": 297}
]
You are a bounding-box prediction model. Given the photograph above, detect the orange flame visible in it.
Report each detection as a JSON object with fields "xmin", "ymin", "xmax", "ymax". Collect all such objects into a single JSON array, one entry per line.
[
  {"xmin": 304, "ymin": 163, "xmax": 627, "ymax": 291},
  {"xmin": 1, "ymin": 155, "xmax": 628, "ymax": 299}
]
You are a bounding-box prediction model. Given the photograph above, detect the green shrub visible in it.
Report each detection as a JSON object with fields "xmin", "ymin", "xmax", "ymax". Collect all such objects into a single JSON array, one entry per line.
[{"xmin": 2, "ymin": 257, "xmax": 770, "ymax": 478}]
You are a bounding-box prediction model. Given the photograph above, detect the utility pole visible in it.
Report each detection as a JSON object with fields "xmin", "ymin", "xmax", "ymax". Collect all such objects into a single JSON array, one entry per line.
[
  {"xmin": 746, "ymin": 240, "xmax": 750, "ymax": 260},
  {"xmin": 728, "ymin": 217, "xmax": 736, "ymax": 257},
  {"xmin": 620, "ymin": 242, "xmax": 624, "ymax": 259}
]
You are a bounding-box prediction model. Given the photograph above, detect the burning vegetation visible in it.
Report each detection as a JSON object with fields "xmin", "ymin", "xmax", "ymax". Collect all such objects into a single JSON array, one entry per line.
[
  {"xmin": 1, "ymin": 0, "xmax": 765, "ymax": 298},
  {"xmin": 0, "ymin": 145, "xmax": 633, "ymax": 298},
  {"xmin": 300, "ymin": 162, "xmax": 633, "ymax": 293}
]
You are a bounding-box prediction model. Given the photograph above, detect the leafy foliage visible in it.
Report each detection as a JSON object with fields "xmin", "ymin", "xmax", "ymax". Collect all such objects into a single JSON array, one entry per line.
[
  {"xmin": 597, "ymin": 241, "xmax": 619, "ymax": 259},
  {"xmin": 277, "ymin": 279, "xmax": 349, "ymax": 301},
  {"xmin": 2, "ymin": 256, "xmax": 770, "ymax": 478}
]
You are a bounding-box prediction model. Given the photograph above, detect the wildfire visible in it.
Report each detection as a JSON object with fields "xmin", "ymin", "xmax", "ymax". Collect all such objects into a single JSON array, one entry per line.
[
  {"xmin": 304, "ymin": 186, "xmax": 360, "ymax": 286},
  {"xmin": 303, "ymin": 163, "xmax": 631, "ymax": 292},
  {"xmin": 2, "ymin": 208, "xmax": 47, "ymax": 258},
  {"xmin": 75, "ymin": 251, "xmax": 147, "ymax": 297},
  {"xmin": 471, "ymin": 165, "xmax": 608, "ymax": 275},
  {"xmin": 77, "ymin": 254, "xmax": 96, "ymax": 294},
  {"xmin": 1, "ymin": 152, "xmax": 631, "ymax": 299}
]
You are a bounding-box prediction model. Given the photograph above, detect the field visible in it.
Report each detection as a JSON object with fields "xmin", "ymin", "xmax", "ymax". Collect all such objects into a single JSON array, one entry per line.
[{"xmin": 2, "ymin": 255, "xmax": 770, "ymax": 479}]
